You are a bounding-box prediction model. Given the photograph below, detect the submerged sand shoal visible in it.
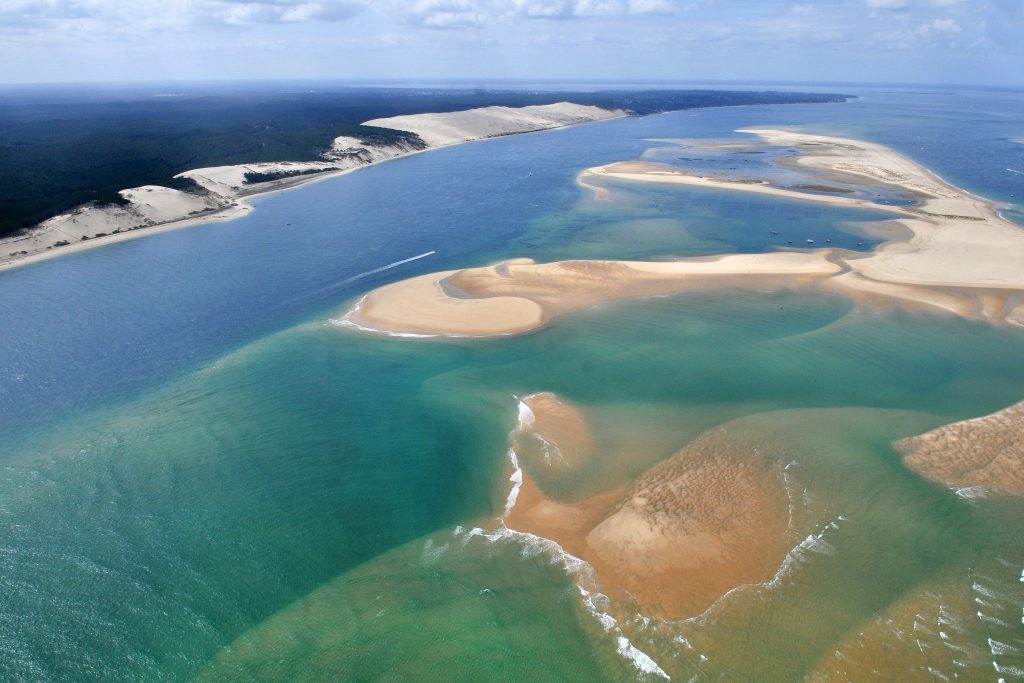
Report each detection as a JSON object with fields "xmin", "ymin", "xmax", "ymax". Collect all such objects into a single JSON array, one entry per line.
[
  {"xmin": 806, "ymin": 569, "xmax": 1015, "ymax": 682},
  {"xmin": 504, "ymin": 393, "xmax": 793, "ymax": 620}
]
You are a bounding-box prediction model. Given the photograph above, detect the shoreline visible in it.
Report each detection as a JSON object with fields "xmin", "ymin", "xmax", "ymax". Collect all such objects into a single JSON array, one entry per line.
[
  {"xmin": 344, "ymin": 128, "xmax": 1024, "ymax": 336},
  {"xmin": 0, "ymin": 103, "xmax": 626, "ymax": 272},
  {"xmin": 0, "ymin": 154, "xmax": 402, "ymax": 272}
]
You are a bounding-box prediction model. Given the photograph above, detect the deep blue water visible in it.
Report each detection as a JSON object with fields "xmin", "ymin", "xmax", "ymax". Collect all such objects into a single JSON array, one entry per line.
[{"xmin": 2, "ymin": 86, "xmax": 1021, "ymax": 446}]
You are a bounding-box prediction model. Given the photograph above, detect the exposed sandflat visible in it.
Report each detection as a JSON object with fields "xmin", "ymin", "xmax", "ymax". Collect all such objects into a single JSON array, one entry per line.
[
  {"xmin": 894, "ymin": 400, "xmax": 1024, "ymax": 496},
  {"xmin": 575, "ymin": 129, "xmax": 1024, "ymax": 326},
  {"xmin": 343, "ymin": 129, "xmax": 1024, "ymax": 337},
  {"xmin": 344, "ymin": 252, "xmax": 841, "ymax": 337}
]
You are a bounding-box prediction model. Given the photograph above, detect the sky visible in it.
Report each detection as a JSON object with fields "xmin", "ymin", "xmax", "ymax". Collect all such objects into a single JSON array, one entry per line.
[{"xmin": 1, "ymin": 0, "xmax": 1022, "ymax": 86}]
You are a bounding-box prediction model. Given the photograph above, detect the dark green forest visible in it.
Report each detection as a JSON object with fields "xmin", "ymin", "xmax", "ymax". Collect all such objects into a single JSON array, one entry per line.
[{"xmin": 0, "ymin": 84, "xmax": 849, "ymax": 237}]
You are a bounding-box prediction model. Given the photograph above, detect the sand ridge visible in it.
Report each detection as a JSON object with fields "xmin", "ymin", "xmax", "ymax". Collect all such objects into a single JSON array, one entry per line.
[{"xmin": 894, "ymin": 400, "xmax": 1024, "ymax": 495}]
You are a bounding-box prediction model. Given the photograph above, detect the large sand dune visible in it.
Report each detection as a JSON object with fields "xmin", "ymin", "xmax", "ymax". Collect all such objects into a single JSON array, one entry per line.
[
  {"xmin": 1, "ymin": 103, "xmax": 623, "ymax": 269},
  {"xmin": 364, "ymin": 102, "xmax": 624, "ymax": 148}
]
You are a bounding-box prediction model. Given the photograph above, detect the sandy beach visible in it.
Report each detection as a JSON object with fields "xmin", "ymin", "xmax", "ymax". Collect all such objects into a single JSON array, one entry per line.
[
  {"xmin": 0, "ymin": 102, "xmax": 625, "ymax": 270},
  {"xmin": 345, "ymin": 129, "xmax": 1024, "ymax": 336}
]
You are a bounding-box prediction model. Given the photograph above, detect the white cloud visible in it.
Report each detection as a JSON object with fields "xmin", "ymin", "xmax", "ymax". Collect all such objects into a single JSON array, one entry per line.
[
  {"xmin": 406, "ymin": 0, "xmax": 495, "ymax": 28},
  {"xmin": 400, "ymin": 0, "xmax": 675, "ymax": 28},
  {"xmin": 866, "ymin": 0, "xmax": 909, "ymax": 8},
  {"xmin": 788, "ymin": 4, "xmax": 816, "ymax": 15},
  {"xmin": 878, "ymin": 15, "xmax": 963, "ymax": 48},
  {"xmin": 213, "ymin": 0, "xmax": 366, "ymax": 25},
  {"xmin": 628, "ymin": 0, "xmax": 673, "ymax": 13},
  {"xmin": 926, "ymin": 16, "xmax": 960, "ymax": 33},
  {"xmin": 0, "ymin": 0, "xmax": 367, "ymax": 33}
]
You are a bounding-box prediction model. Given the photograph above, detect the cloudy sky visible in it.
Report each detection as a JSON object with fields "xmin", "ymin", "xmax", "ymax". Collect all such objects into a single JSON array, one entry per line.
[{"xmin": 2, "ymin": 0, "xmax": 1021, "ymax": 86}]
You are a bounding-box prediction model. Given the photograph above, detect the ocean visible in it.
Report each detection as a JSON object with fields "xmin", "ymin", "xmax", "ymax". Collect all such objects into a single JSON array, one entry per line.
[{"xmin": 1, "ymin": 85, "xmax": 1022, "ymax": 681}]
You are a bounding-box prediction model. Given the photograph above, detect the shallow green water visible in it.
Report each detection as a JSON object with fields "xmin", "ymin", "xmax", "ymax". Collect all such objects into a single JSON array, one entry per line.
[
  {"xmin": 3, "ymin": 88, "xmax": 1024, "ymax": 680},
  {"xmin": 4, "ymin": 288, "xmax": 1024, "ymax": 680}
]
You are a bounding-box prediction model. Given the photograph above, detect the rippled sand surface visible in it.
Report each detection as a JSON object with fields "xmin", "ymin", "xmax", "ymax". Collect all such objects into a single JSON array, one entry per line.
[
  {"xmin": 896, "ymin": 400, "xmax": 1024, "ymax": 495},
  {"xmin": 508, "ymin": 397, "xmax": 792, "ymax": 620}
]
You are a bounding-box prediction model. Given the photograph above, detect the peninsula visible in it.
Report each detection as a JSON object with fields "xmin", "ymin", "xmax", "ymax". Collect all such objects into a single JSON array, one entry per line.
[{"xmin": 0, "ymin": 89, "xmax": 849, "ymax": 270}]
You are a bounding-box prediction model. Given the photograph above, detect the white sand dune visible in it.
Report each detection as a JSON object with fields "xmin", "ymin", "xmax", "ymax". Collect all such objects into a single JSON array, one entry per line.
[
  {"xmin": 2, "ymin": 102, "xmax": 623, "ymax": 269},
  {"xmin": 364, "ymin": 102, "xmax": 624, "ymax": 148},
  {"xmin": 2, "ymin": 186, "xmax": 232, "ymax": 260}
]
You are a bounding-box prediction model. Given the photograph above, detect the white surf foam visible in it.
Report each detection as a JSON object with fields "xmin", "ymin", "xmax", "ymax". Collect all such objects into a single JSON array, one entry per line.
[
  {"xmin": 501, "ymin": 448, "xmax": 523, "ymax": 521},
  {"xmin": 329, "ymin": 295, "xmax": 439, "ymax": 338},
  {"xmin": 989, "ymin": 638, "xmax": 1020, "ymax": 657},
  {"xmin": 972, "ymin": 581, "xmax": 1001, "ymax": 599},
  {"xmin": 469, "ymin": 396, "xmax": 679, "ymax": 679},
  {"xmin": 516, "ymin": 398, "xmax": 536, "ymax": 428},
  {"xmin": 954, "ymin": 486, "xmax": 990, "ymax": 501},
  {"xmin": 452, "ymin": 524, "xmax": 672, "ymax": 680},
  {"xmin": 685, "ymin": 515, "xmax": 847, "ymax": 626},
  {"xmin": 616, "ymin": 636, "xmax": 671, "ymax": 680}
]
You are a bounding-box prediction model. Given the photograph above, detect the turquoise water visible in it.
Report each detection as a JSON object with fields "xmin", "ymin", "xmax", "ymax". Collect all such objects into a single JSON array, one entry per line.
[{"xmin": 2, "ymin": 86, "xmax": 1024, "ymax": 680}]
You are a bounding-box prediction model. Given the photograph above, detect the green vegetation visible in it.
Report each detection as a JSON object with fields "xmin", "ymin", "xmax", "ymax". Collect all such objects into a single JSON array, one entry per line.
[
  {"xmin": 166, "ymin": 176, "xmax": 204, "ymax": 193},
  {"xmin": 243, "ymin": 167, "xmax": 338, "ymax": 184},
  {"xmin": 0, "ymin": 84, "xmax": 849, "ymax": 238}
]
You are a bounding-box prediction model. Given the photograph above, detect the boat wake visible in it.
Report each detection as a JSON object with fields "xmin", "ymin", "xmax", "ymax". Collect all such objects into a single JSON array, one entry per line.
[{"xmin": 294, "ymin": 250, "xmax": 436, "ymax": 308}]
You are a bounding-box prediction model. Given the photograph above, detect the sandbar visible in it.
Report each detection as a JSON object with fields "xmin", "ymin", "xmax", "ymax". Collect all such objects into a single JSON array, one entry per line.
[
  {"xmin": 894, "ymin": 400, "xmax": 1024, "ymax": 496},
  {"xmin": 580, "ymin": 129, "xmax": 1024, "ymax": 327},
  {"xmin": 343, "ymin": 128, "xmax": 1024, "ymax": 336},
  {"xmin": 343, "ymin": 252, "xmax": 841, "ymax": 337}
]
